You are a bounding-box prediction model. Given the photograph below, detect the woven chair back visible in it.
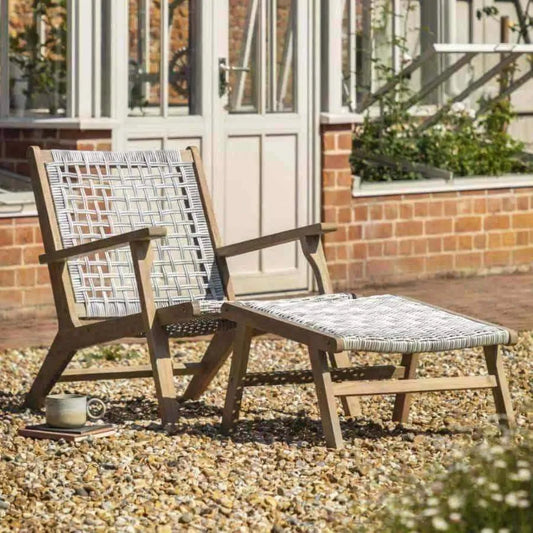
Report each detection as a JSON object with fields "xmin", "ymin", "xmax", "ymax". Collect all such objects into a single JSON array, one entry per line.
[{"xmin": 44, "ymin": 150, "xmax": 225, "ymax": 318}]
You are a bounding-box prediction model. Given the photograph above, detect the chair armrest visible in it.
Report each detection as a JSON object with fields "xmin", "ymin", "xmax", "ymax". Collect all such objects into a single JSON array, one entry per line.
[
  {"xmin": 39, "ymin": 227, "xmax": 167, "ymax": 264},
  {"xmin": 216, "ymin": 223, "xmax": 337, "ymax": 258}
]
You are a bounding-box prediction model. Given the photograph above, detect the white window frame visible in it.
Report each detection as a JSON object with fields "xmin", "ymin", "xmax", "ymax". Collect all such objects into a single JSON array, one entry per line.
[{"xmin": 0, "ymin": 0, "xmax": 119, "ymax": 127}]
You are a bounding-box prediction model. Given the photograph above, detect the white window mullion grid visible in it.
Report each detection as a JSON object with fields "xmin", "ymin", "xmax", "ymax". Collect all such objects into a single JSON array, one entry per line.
[
  {"xmin": 92, "ymin": 0, "xmax": 102, "ymax": 118},
  {"xmin": 277, "ymin": 0, "xmax": 295, "ymax": 111},
  {"xmin": 161, "ymin": 0, "xmax": 169, "ymax": 118},
  {"xmin": 0, "ymin": 0, "xmax": 9, "ymax": 117}
]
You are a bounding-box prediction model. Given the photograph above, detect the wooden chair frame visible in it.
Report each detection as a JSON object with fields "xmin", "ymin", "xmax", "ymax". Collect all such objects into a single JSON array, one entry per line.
[{"xmin": 24, "ymin": 146, "xmax": 358, "ymax": 425}]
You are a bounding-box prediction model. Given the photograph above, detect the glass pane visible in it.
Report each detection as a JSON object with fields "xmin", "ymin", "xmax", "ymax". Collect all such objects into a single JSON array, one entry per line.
[
  {"xmin": 129, "ymin": 0, "xmax": 161, "ymax": 116},
  {"xmin": 228, "ymin": 0, "xmax": 260, "ymax": 113},
  {"xmin": 168, "ymin": 0, "xmax": 197, "ymax": 115},
  {"xmin": 266, "ymin": 0, "xmax": 296, "ymax": 113},
  {"xmin": 8, "ymin": 0, "xmax": 67, "ymax": 117}
]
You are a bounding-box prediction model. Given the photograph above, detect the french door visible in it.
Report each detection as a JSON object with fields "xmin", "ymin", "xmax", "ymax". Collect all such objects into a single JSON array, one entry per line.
[{"xmin": 120, "ymin": 0, "xmax": 314, "ymax": 295}]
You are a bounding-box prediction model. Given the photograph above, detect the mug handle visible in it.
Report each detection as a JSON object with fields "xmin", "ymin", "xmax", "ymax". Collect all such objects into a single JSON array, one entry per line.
[{"xmin": 86, "ymin": 398, "xmax": 106, "ymax": 421}]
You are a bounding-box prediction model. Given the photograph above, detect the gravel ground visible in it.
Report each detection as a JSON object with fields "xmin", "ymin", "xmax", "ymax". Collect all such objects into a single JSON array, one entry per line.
[{"xmin": 0, "ymin": 335, "xmax": 531, "ymax": 532}]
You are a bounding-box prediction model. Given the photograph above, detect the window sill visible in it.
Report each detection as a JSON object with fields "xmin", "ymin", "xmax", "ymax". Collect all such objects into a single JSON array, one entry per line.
[
  {"xmin": 352, "ymin": 174, "xmax": 533, "ymax": 197},
  {"xmin": 0, "ymin": 117, "xmax": 120, "ymax": 129}
]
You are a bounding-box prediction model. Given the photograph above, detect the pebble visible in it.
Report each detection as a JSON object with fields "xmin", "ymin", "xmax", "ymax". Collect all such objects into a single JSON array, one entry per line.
[{"xmin": 0, "ymin": 336, "xmax": 531, "ymax": 531}]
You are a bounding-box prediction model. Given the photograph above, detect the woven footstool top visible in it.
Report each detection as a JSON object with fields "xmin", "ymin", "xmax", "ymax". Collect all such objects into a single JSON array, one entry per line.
[{"xmin": 225, "ymin": 294, "xmax": 514, "ymax": 353}]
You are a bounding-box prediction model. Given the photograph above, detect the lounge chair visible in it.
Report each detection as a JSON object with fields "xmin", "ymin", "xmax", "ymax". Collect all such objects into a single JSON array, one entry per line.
[{"xmin": 25, "ymin": 147, "xmax": 516, "ymax": 448}]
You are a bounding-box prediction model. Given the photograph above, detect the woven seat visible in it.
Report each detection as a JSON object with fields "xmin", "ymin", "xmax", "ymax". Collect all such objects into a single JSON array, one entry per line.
[{"xmin": 238, "ymin": 294, "xmax": 511, "ymax": 353}]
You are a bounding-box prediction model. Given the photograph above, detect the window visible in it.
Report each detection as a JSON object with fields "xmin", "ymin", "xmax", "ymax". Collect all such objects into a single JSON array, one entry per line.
[
  {"xmin": 128, "ymin": 0, "xmax": 200, "ymax": 116},
  {"xmin": 4, "ymin": 0, "xmax": 68, "ymax": 117}
]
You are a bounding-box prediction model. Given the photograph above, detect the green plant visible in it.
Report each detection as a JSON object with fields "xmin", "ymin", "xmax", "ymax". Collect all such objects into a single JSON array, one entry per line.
[
  {"xmin": 9, "ymin": 0, "xmax": 67, "ymax": 115},
  {"xmin": 351, "ymin": 2, "xmax": 532, "ymax": 182},
  {"xmin": 382, "ymin": 430, "xmax": 533, "ymax": 532}
]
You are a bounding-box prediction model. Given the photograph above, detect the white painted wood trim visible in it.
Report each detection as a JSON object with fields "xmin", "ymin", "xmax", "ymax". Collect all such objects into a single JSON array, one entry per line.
[
  {"xmin": 321, "ymin": 0, "xmax": 343, "ymax": 114},
  {"xmin": 0, "ymin": 118, "xmax": 119, "ymax": 129},
  {"xmin": 0, "ymin": 0, "xmax": 8, "ymax": 117},
  {"xmin": 352, "ymin": 174, "xmax": 533, "ymax": 197}
]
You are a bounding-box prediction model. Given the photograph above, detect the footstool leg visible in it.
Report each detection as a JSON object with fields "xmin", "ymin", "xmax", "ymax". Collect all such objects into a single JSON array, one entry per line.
[
  {"xmin": 392, "ymin": 353, "xmax": 419, "ymax": 424},
  {"xmin": 329, "ymin": 352, "xmax": 362, "ymax": 417},
  {"xmin": 309, "ymin": 347, "xmax": 344, "ymax": 449},
  {"xmin": 222, "ymin": 324, "xmax": 253, "ymax": 433},
  {"xmin": 483, "ymin": 345, "xmax": 516, "ymax": 429}
]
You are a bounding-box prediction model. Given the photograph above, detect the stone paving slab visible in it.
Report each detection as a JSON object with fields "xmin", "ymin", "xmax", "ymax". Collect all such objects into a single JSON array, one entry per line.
[{"xmin": 1, "ymin": 272, "xmax": 532, "ymax": 350}]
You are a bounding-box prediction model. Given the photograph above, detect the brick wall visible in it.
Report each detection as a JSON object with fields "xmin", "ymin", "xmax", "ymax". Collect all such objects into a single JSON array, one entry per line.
[
  {"xmin": 0, "ymin": 127, "xmax": 112, "ymax": 320},
  {"xmin": 0, "ymin": 216, "xmax": 52, "ymax": 319},
  {"xmin": 0, "ymin": 128, "xmax": 112, "ymax": 176},
  {"xmin": 322, "ymin": 123, "xmax": 533, "ymax": 290}
]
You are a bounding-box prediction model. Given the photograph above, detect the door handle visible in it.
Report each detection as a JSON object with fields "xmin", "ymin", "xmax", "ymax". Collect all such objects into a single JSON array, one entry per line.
[{"xmin": 219, "ymin": 58, "xmax": 250, "ymax": 97}]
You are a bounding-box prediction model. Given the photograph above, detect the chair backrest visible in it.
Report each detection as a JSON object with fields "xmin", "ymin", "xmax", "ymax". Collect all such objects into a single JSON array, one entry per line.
[{"xmin": 33, "ymin": 148, "xmax": 230, "ymax": 319}]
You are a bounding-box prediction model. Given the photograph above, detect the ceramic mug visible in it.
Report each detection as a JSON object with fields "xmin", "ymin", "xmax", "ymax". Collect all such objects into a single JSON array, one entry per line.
[{"xmin": 45, "ymin": 394, "xmax": 106, "ymax": 428}]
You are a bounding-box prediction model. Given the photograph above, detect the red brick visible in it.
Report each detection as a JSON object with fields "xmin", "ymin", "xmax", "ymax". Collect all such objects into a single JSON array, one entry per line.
[
  {"xmin": 0, "ymin": 248, "xmax": 22, "ymax": 266},
  {"xmin": 21, "ymin": 128, "xmax": 43, "ymax": 140},
  {"xmin": 14, "ymin": 217, "xmax": 38, "ymax": 225},
  {"xmin": 383, "ymin": 241, "xmax": 398, "ymax": 256},
  {"xmin": 34, "ymin": 227, "xmax": 43, "ymax": 244},
  {"xmin": 23, "ymin": 245, "xmax": 44, "ymax": 265},
  {"xmin": 367, "ymin": 259, "xmax": 394, "ymax": 277},
  {"xmin": 517, "ymin": 231, "xmax": 529, "ymax": 245},
  {"xmin": 485, "ymin": 250, "xmax": 511, "ymax": 266},
  {"xmin": 4, "ymin": 140, "xmax": 30, "ymax": 159},
  {"xmin": 364, "ymin": 222, "xmax": 393, "ymax": 240},
  {"xmin": 347, "ymin": 261, "xmax": 364, "ymax": 281},
  {"xmin": 322, "ymin": 170, "xmax": 336, "ymax": 187},
  {"xmin": 323, "ymin": 189, "xmax": 352, "ymax": 206},
  {"xmin": 0, "ymin": 228, "xmax": 14, "ymax": 246},
  {"xmin": 457, "ymin": 235, "xmax": 473, "ymax": 251},
  {"xmin": 0, "ymin": 289, "xmax": 23, "ymax": 308},
  {"xmin": 456, "ymin": 252, "xmax": 482, "ymax": 269},
  {"xmin": 488, "ymin": 234, "xmax": 502, "ymax": 248},
  {"xmin": 399, "ymin": 204, "xmax": 413, "ymax": 219},
  {"xmin": 443, "ymin": 201, "xmax": 457, "ymax": 216},
  {"xmin": 473, "ymin": 198, "xmax": 487, "ymax": 214},
  {"xmin": 512, "ymin": 213, "xmax": 533, "ymax": 229},
  {"xmin": 369, "ymin": 204, "xmax": 383, "ymax": 220},
  {"xmin": 323, "ymin": 226, "xmax": 347, "ymax": 244},
  {"xmin": 336, "ymin": 245, "xmax": 348, "ymax": 261},
  {"xmin": 414, "ymin": 202, "xmax": 428, "ymax": 217},
  {"xmin": 425, "ymin": 218, "xmax": 452, "ymax": 234},
  {"xmin": 513, "ymin": 247, "xmax": 533, "ymax": 264},
  {"xmin": 59, "ymin": 129, "xmax": 110, "ymax": 140},
  {"xmin": 517, "ymin": 196, "xmax": 529, "ymax": 210},
  {"xmin": 337, "ymin": 207, "xmax": 352, "ymax": 223},
  {"xmin": 15, "ymin": 226, "xmax": 34, "ymax": 245},
  {"xmin": 413, "ymin": 239, "xmax": 426, "ymax": 254},
  {"xmin": 399, "ymin": 240, "xmax": 411, "ymax": 255},
  {"xmin": 427, "ymin": 237, "xmax": 442, "ymax": 253},
  {"xmin": 23, "ymin": 287, "xmax": 53, "ymax": 306},
  {"xmin": 3, "ymin": 129, "xmax": 21, "ymax": 139},
  {"xmin": 501, "ymin": 231, "xmax": 516, "ymax": 247},
  {"xmin": 95, "ymin": 141, "xmax": 112, "ymax": 151},
  {"xmin": 396, "ymin": 220, "xmax": 423, "ymax": 237},
  {"xmin": 455, "ymin": 216, "xmax": 481, "ymax": 233},
  {"xmin": 16, "ymin": 267, "xmax": 35, "ymax": 286},
  {"xmin": 501, "ymin": 197, "xmax": 515, "ymax": 212},
  {"xmin": 336, "ymin": 171, "xmax": 352, "ymax": 188},
  {"xmin": 348, "ymin": 225, "xmax": 362, "ymax": 240},
  {"xmin": 474, "ymin": 234, "xmax": 487, "ymax": 249},
  {"xmin": 384, "ymin": 204, "xmax": 398, "ymax": 220},
  {"xmin": 443, "ymin": 236, "xmax": 456, "ymax": 251},
  {"xmin": 354, "ymin": 206, "xmax": 368, "ymax": 221},
  {"xmin": 352, "ymin": 243, "xmax": 367, "ymax": 259},
  {"xmin": 0, "ymin": 270, "xmax": 15, "ymax": 287},
  {"xmin": 322, "ymin": 132, "xmax": 336, "ymax": 151},
  {"xmin": 76, "ymin": 142, "xmax": 96, "ymax": 151},
  {"xmin": 484, "ymin": 215, "xmax": 510, "ymax": 231},
  {"xmin": 323, "ymin": 206, "xmax": 337, "ymax": 223},
  {"xmin": 426, "ymin": 254, "xmax": 453, "ymax": 272},
  {"xmin": 36, "ymin": 266, "xmax": 50, "ymax": 285},
  {"xmin": 396, "ymin": 256, "xmax": 425, "ymax": 275},
  {"xmin": 368, "ymin": 242, "xmax": 383, "ymax": 257},
  {"xmin": 328, "ymin": 263, "xmax": 347, "ymax": 281},
  {"xmin": 336, "ymin": 132, "xmax": 352, "ymax": 151},
  {"xmin": 429, "ymin": 201, "xmax": 443, "ymax": 217},
  {"xmin": 324, "ymin": 244, "xmax": 336, "ymax": 262},
  {"xmin": 323, "ymin": 154, "xmax": 350, "ymax": 170},
  {"xmin": 487, "ymin": 197, "xmax": 502, "ymax": 213}
]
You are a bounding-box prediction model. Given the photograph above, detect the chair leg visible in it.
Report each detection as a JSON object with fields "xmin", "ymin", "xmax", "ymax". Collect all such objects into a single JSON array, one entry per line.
[
  {"xmin": 329, "ymin": 352, "xmax": 362, "ymax": 417},
  {"xmin": 309, "ymin": 347, "xmax": 344, "ymax": 449},
  {"xmin": 145, "ymin": 323, "xmax": 180, "ymax": 426},
  {"xmin": 392, "ymin": 353, "xmax": 420, "ymax": 423},
  {"xmin": 221, "ymin": 324, "xmax": 253, "ymax": 433},
  {"xmin": 483, "ymin": 345, "xmax": 516, "ymax": 429},
  {"xmin": 181, "ymin": 329, "xmax": 236, "ymax": 401},
  {"xmin": 25, "ymin": 334, "xmax": 77, "ymax": 410}
]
